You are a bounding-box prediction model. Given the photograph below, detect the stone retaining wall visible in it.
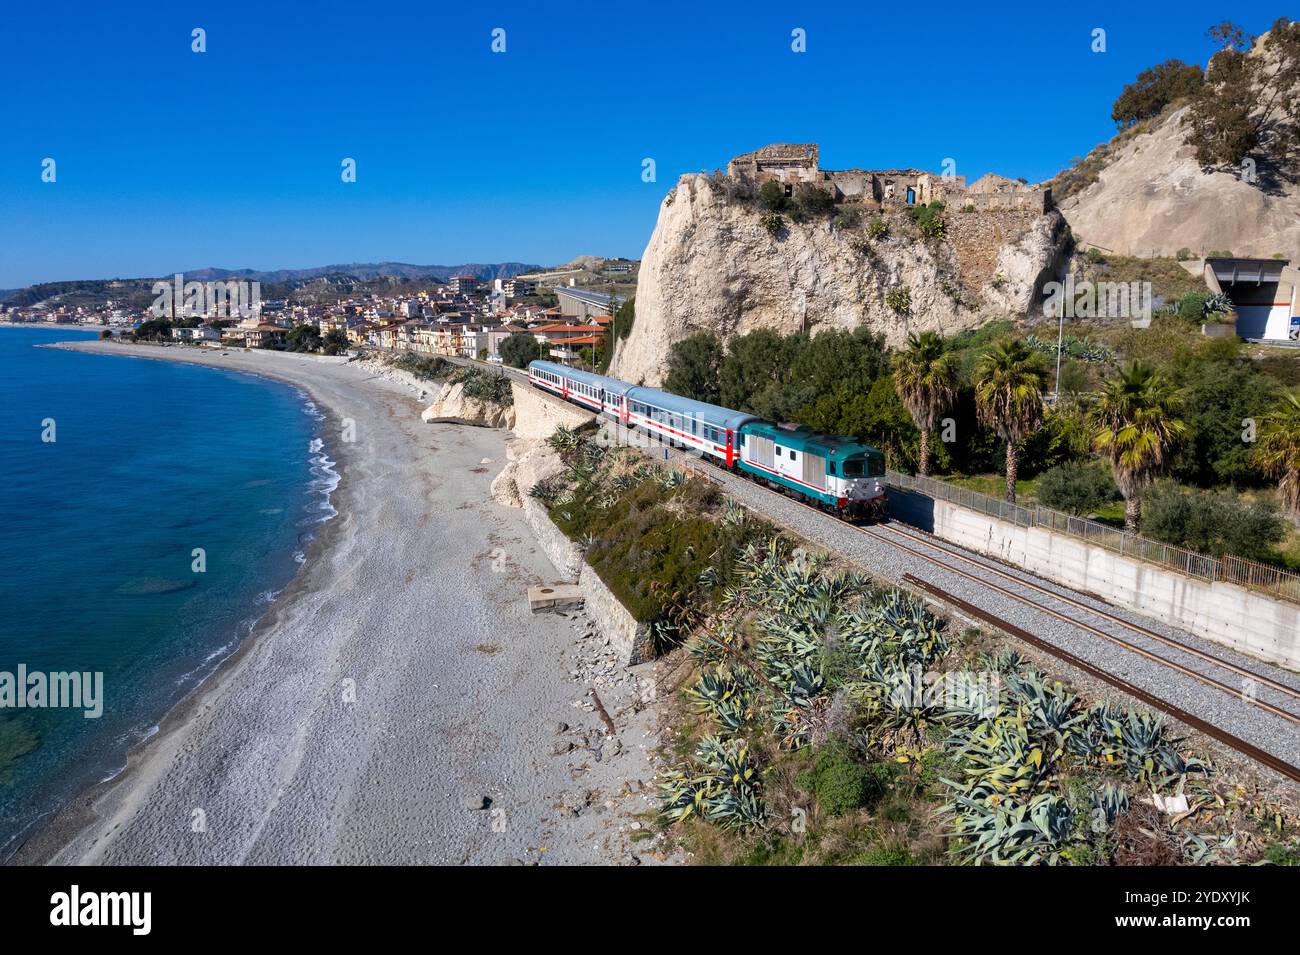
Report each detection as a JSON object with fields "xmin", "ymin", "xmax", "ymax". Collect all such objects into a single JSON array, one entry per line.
[
  {"xmin": 578, "ymin": 564, "xmax": 654, "ymax": 666},
  {"xmin": 509, "ymin": 380, "xmax": 596, "ymax": 439},
  {"xmin": 521, "ymin": 498, "xmax": 585, "ymax": 582}
]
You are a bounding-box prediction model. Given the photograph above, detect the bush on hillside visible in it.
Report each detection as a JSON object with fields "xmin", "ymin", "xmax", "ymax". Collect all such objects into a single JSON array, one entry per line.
[
  {"xmin": 1036, "ymin": 461, "xmax": 1121, "ymax": 515},
  {"xmin": 1111, "ymin": 59, "xmax": 1203, "ymax": 127},
  {"xmin": 796, "ymin": 744, "xmax": 895, "ymax": 816},
  {"xmin": 1139, "ymin": 483, "xmax": 1286, "ymax": 562}
]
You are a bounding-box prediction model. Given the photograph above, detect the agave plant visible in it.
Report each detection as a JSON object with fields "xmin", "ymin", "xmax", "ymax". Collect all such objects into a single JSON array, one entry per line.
[
  {"xmin": 1098, "ymin": 710, "xmax": 1209, "ymax": 788},
  {"xmin": 659, "ymin": 735, "xmax": 765, "ymax": 830},
  {"xmin": 851, "ymin": 661, "xmax": 954, "ymax": 744},
  {"xmin": 1202, "ymin": 292, "xmax": 1235, "ymax": 320},
  {"xmin": 1181, "ymin": 831, "xmax": 1239, "ymax": 865},
  {"xmin": 685, "ymin": 665, "xmax": 757, "ymax": 733},
  {"xmin": 1089, "ymin": 783, "xmax": 1130, "ymax": 833},
  {"xmin": 1006, "ymin": 671, "xmax": 1085, "ymax": 757},
  {"xmin": 546, "ymin": 424, "xmax": 581, "ymax": 455},
  {"xmin": 697, "ymin": 566, "xmax": 723, "ymax": 588},
  {"xmin": 945, "ymin": 713, "xmax": 1056, "ymax": 801},
  {"xmin": 944, "ymin": 791, "xmax": 1076, "ymax": 865},
  {"xmin": 764, "ymin": 661, "xmax": 829, "ymax": 749},
  {"xmin": 527, "ymin": 475, "xmax": 566, "ymax": 506},
  {"xmin": 976, "ymin": 648, "xmax": 1028, "ymax": 675},
  {"xmin": 845, "ymin": 590, "xmax": 949, "ymax": 669},
  {"xmin": 721, "ymin": 498, "xmax": 748, "ymax": 528}
]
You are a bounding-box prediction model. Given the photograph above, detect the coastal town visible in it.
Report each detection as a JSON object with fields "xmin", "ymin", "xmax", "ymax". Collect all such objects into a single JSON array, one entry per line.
[{"xmin": 0, "ymin": 266, "xmax": 630, "ymax": 366}]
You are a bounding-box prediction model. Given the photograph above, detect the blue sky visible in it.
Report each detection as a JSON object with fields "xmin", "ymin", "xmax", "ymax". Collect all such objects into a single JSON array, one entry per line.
[{"xmin": 0, "ymin": 1, "xmax": 1291, "ymax": 287}]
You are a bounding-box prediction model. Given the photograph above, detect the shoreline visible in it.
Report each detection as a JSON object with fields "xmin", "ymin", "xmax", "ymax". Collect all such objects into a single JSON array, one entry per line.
[
  {"xmin": 13, "ymin": 340, "xmax": 663, "ymax": 865},
  {"xmin": 8, "ymin": 343, "xmax": 356, "ymax": 864}
]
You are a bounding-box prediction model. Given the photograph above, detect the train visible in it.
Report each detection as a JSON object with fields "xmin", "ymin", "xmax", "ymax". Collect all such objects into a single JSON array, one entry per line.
[{"xmin": 527, "ymin": 359, "xmax": 887, "ymax": 519}]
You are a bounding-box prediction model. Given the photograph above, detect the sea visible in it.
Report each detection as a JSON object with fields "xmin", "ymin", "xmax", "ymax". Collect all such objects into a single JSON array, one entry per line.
[{"xmin": 0, "ymin": 327, "xmax": 337, "ymax": 856}]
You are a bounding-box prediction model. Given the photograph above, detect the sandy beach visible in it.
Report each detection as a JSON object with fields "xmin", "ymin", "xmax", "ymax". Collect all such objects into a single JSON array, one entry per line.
[{"xmin": 13, "ymin": 341, "xmax": 663, "ymax": 865}]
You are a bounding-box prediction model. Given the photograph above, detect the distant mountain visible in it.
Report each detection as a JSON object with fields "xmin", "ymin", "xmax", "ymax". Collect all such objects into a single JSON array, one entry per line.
[
  {"xmin": 0, "ymin": 262, "xmax": 546, "ymax": 310},
  {"xmin": 177, "ymin": 262, "xmax": 542, "ymax": 283}
]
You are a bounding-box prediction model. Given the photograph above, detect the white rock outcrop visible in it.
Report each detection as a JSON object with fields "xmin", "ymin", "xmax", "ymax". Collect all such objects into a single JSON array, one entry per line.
[
  {"xmin": 421, "ymin": 381, "xmax": 513, "ymax": 429},
  {"xmin": 611, "ymin": 173, "xmax": 1066, "ymax": 386},
  {"xmin": 1059, "ymin": 105, "xmax": 1300, "ymax": 260}
]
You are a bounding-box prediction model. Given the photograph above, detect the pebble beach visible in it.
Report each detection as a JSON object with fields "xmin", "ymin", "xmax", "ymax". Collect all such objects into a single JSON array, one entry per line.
[{"xmin": 14, "ymin": 341, "xmax": 663, "ymax": 865}]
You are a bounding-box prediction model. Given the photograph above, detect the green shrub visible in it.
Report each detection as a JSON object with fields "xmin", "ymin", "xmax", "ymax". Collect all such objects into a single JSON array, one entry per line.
[
  {"xmin": 906, "ymin": 201, "xmax": 946, "ymax": 239},
  {"xmin": 394, "ymin": 353, "xmax": 451, "ymax": 380},
  {"xmin": 866, "ymin": 217, "xmax": 889, "ymax": 239},
  {"xmin": 796, "ymin": 745, "xmax": 894, "ymax": 816},
  {"xmin": 499, "ymin": 331, "xmax": 542, "ymax": 368},
  {"xmin": 1264, "ymin": 842, "xmax": 1300, "ymax": 866},
  {"xmin": 885, "ymin": 287, "xmax": 911, "ymax": 315},
  {"xmin": 760, "ymin": 212, "xmax": 785, "ymax": 237},
  {"xmin": 833, "ymin": 208, "xmax": 859, "ymax": 230},
  {"xmin": 1139, "ymin": 483, "xmax": 1286, "ymax": 561},
  {"xmin": 793, "ymin": 182, "xmax": 836, "ymax": 219},
  {"xmin": 1174, "ymin": 292, "xmax": 1210, "ymax": 324},
  {"xmin": 851, "ymin": 845, "xmax": 916, "ymax": 866},
  {"xmin": 758, "ymin": 180, "xmax": 789, "ymax": 212},
  {"xmin": 1036, "ymin": 461, "xmax": 1121, "ymax": 515},
  {"xmin": 454, "ymin": 367, "xmax": 512, "ymax": 405},
  {"xmin": 1175, "ymin": 247, "xmax": 1193, "ymax": 262}
]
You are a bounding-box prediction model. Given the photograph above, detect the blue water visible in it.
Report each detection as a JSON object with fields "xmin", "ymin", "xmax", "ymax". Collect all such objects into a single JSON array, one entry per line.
[{"xmin": 0, "ymin": 328, "xmax": 336, "ymax": 854}]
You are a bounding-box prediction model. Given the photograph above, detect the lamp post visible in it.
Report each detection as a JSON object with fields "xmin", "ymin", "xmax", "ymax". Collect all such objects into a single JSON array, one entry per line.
[{"xmin": 1051, "ymin": 303, "xmax": 1065, "ymax": 404}]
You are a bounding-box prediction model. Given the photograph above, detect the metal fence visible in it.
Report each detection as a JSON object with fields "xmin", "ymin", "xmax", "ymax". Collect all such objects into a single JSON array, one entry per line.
[{"xmin": 886, "ymin": 470, "xmax": 1300, "ymax": 604}]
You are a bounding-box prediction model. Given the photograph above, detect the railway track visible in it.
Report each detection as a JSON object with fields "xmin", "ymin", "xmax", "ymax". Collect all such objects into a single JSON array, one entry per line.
[
  {"xmin": 862, "ymin": 521, "xmax": 1300, "ymax": 725},
  {"xmin": 904, "ymin": 574, "xmax": 1300, "ymax": 785},
  {"xmin": 624, "ymin": 432, "xmax": 1300, "ymax": 781}
]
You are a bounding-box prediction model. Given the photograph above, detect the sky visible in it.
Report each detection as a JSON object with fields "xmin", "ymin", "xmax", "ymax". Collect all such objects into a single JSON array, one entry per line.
[{"xmin": 0, "ymin": 1, "xmax": 1293, "ymax": 288}]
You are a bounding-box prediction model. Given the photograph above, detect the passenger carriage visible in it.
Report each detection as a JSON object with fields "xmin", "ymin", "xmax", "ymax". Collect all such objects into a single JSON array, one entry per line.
[
  {"xmin": 621, "ymin": 386, "xmax": 759, "ymax": 466},
  {"xmin": 526, "ymin": 361, "xmax": 627, "ymax": 417}
]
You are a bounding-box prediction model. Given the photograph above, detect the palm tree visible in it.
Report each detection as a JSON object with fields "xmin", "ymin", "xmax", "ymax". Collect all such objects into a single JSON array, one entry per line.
[
  {"xmin": 892, "ymin": 331, "xmax": 959, "ymax": 476},
  {"xmin": 1253, "ymin": 389, "xmax": 1300, "ymax": 524},
  {"xmin": 1089, "ymin": 360, "xmax": 1186, "ymax": 533},
  {"xmin": 974, "ymin": 339, "xmax": 1050, "ymax": 503}
]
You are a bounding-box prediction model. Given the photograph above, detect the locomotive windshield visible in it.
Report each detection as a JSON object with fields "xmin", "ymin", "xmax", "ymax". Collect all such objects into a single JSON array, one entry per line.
[{"xmin": 843, "ymin": 455, "xmax": 885, "ymax": 478}]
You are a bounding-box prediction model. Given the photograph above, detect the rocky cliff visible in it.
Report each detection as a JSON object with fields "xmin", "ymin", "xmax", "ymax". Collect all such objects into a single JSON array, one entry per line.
[
  {"xmin": 1058, "ymin": 105, "xmax": 1300, "ymax": 260},
  {"xmin": 610, "ymin": 174, "xmax": 1067, "ymax": 386}
]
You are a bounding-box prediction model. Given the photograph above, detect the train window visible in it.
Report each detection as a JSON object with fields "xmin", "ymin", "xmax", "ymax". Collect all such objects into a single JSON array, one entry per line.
[
  {"xmin": 868, "ymin": 456, "xmax": 885, "ymax": 477},
  {"xmin": 790, "ymin": 451, "xmax": 798, "ymax": 462},
  {"xmin": 828, "ymin": 461, "xmax": 836, "ymax": 476},
  {"xmin": 843, "ymin": 459, "xmax": 864, "ymax": 477}
]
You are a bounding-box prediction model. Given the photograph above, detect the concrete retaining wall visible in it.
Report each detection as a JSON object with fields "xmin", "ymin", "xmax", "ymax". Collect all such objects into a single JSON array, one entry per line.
[
  {"xmin": 889, "ymin": 489, "xmax": 1300, "ymax": 668},
  {"xmin": 509, "ymin": 380, "xmax": 596, "ymax": 439}
]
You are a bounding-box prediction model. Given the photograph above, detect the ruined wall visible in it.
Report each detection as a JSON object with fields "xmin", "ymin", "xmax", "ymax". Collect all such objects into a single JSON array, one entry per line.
[{"xmin": 578, "ymin": 564, "xmax": 654, "ymax": 666}]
